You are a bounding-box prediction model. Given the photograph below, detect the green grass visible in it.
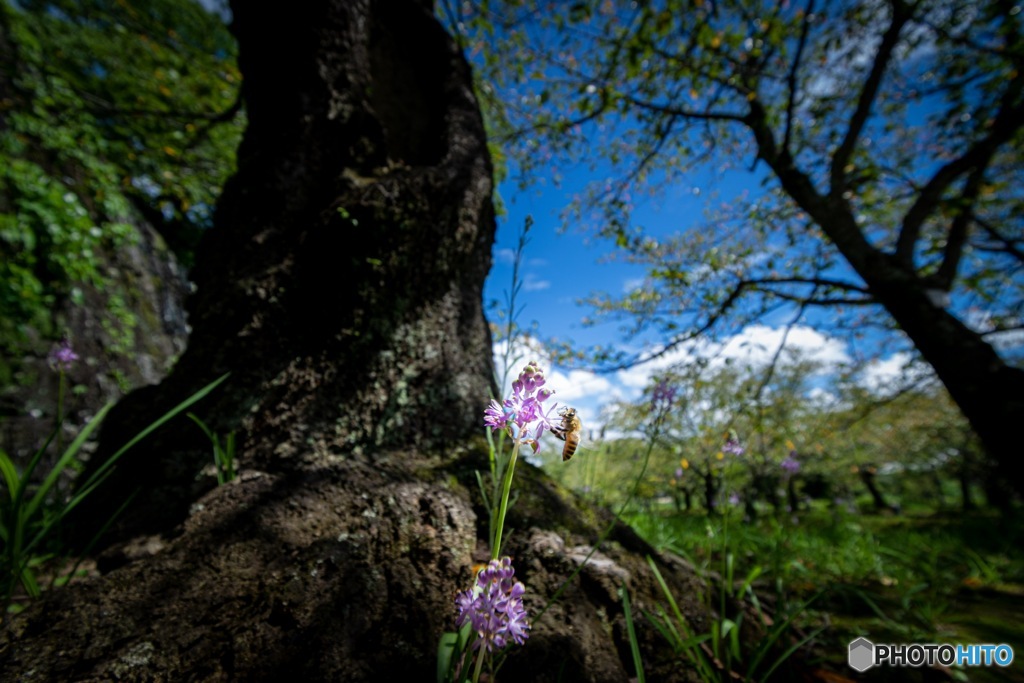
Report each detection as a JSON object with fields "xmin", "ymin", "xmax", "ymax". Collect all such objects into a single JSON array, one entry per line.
[{"xmin": 625, "ymin": 504, "xmax": 1024, "ymax": 681}]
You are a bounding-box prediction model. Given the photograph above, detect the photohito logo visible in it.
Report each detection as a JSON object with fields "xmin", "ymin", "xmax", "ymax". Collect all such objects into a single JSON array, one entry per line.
[{"xmin": 848, "ymin": 638, "xmax": 1014, "ymax": 672}]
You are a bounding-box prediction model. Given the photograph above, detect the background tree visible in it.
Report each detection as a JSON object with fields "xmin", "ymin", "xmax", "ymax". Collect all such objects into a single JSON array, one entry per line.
[
  {"xmin": 543, "ymin": 343, "xmax": 984, "ymax": 517},
  {"xmin": 447, "ymin": 0, "xmax": 1024, "ymax": 497}
]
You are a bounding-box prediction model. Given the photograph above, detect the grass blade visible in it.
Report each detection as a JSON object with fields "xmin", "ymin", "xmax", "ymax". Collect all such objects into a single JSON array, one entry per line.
[{"xmin": 620, "ymin": 582, "xmax": 645, "ymax": 683}]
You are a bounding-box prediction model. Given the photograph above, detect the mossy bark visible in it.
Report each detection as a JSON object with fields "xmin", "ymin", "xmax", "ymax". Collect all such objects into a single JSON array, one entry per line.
[{"xmin": 71, "ymin": 0, "xmax": 497, "ymax": 543}]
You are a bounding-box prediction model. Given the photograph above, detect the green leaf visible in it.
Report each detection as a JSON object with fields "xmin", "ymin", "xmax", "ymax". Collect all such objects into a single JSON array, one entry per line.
[{"xmin": 619, "ymin": 582, "xmax": 645, "ymax": 683}]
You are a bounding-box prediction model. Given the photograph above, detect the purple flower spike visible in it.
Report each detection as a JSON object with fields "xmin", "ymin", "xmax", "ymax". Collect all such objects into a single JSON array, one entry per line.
[
  {"xmin": 780, "ymin": 455, "xmax": 801, "ymax": 475},
  {"xmin": 48, "ymin": 339, "xmax": 79, "ymax": 372},
  {"xmin": 456, "ymin": 557, "xmax": 530, "ymax": 652},
  {"xmin": 484, "ymin": 362, "xmax": 560, "ymax": 443}
]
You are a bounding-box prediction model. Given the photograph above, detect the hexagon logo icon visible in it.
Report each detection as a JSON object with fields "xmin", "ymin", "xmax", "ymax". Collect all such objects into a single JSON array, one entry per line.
[{"xmin": 849, "ymin": 637, "xmax": 875, "ymax": 672}]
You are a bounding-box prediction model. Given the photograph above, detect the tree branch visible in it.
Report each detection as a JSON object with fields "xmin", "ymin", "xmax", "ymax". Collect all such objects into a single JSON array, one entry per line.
[
  {"xmin": 895, "ymin": 82, "xmax": 1024, "ymax": 265},
  {"xmin": 783, "ymin": 0, "xmax": 815, "ymax": 155},
  {"xmin": 830, "ymin": 1, "xmax": 912, "ymax": 196},
  {"xmin": 594, "ymin": 281, "xmax": 752, "ymax": 373},
  {"xmin": 620, "ymin": 94, "xmax": 747, "ymax": 123},
  {"xmin": 973, "ymin": 216, "xmax": 1024, "ymax": 266},
  {"xmin": 929, "ymin": 163, "xmax": 986, "ymax": 291}
]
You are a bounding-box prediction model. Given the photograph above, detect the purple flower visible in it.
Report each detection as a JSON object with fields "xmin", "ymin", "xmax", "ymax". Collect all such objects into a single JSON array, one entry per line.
[
  {"xmin": 721, "ymin": 430, "xmax": 744, "ymax": 456},
  {"xmin": 674, "ymin": 467, "xmax": 684, "ymax": 479},
  {"xmin": 455, "ymin": 557, "xmax": 530, "ymax": 652},
  {"xmin": 651, "ymin": 380, "xmax": 677, "ymax": 410},
  {"xmin": 48, "ymin": 339, "xmax": 79, "ymax": 372},
  {"xmin": 780, "ymin": 455, "xmax": 801, "ymax": 475},
  {"xmin": 722, "ymin": 438, "xmax": 744, "ymax": 456},
  {"xmin": 484, "ymin": 400, "xmax": 514, "ymax": 431},
  {"xmin": 728, "ymin": 492, "xmax": 741, "ymax": 506},
  {"xmin": 484, "ymin": 361, "xmax": 559, "ymax": 450}
]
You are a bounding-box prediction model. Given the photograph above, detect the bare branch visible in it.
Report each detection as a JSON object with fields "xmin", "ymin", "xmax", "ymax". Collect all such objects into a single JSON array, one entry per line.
[
  {"xmin": 973, "ymin": 216, "xmax": 1024, "ymax": 266},
  {"xmin": 593, "ymin": 281, "xmax": 753, "ymax": 373},
  {"xmin": 620, "ymin": 93, "xmax": 748, "ymax": 123}
]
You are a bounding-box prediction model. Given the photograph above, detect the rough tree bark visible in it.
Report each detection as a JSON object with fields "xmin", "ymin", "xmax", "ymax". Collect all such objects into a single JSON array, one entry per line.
[
  {"xmin": 1, "ymin": 2, "xmax": 734, "ymax": 681},
  {"xmin": 69, "ymin": 0, "xmax": 500, "ymax": 542}
]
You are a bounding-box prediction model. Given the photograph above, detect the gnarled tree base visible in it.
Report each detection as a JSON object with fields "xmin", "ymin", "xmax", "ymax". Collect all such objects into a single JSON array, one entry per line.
[{"xmin": 2, "ymin": 452, "xmax": 715, "ymax": 682}]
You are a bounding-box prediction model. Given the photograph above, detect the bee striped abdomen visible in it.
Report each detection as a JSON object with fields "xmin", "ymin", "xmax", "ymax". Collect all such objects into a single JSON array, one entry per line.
[{"xmin": 554, "ymin": 407, "xmax": 583, "ymax": 462}]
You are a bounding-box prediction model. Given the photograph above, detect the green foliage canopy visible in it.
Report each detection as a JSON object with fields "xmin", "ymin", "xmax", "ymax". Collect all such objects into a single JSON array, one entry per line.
[
  {"xmin": 0, "ymin": 0, "xmax": 242, "ymax": 361},
  {"xmin": 447, "ymin": 0, "xmax": 1024, "ymax": 368}
]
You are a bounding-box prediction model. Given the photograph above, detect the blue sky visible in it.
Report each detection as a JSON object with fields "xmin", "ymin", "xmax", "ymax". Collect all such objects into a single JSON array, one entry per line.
[
  {"xmin": 457, "ymin": 1, "xmax": 1024, "ymax": 443},
  {"xmin": 482, "ymin": 166, "xmax": 894, "ymax": 433},
  {"xmin": 484, "ymin": 150, "xmax": 1023, "ymax": 434}
]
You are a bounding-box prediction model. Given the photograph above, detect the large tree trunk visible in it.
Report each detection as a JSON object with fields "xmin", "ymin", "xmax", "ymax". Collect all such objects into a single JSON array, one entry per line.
[
  {"xmin": 69, "ymin": 0, "xmax": 499, "ymax": 544},
  {"xmin": 856, "ymin": 247, "xmax": 1024, "ymax": 503},
  {"xmin": 1, "ymin": 2, "xmax": 732, "ymax": 681}
]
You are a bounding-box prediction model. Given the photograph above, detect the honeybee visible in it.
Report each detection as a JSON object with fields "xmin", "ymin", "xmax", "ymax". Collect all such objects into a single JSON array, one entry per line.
[{"xmin": 552, "ymin": 406, "xmax": 583, "ymax": 461}]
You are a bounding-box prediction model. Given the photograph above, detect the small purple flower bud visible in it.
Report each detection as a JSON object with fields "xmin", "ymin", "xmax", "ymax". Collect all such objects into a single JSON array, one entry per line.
[
  {"xmin": 721, "ymin": 429, "xmax": 744, "ymax": 456},
  {"xmin": 722, "ymin": 438, "xmax": 745, "ymax": 456}
]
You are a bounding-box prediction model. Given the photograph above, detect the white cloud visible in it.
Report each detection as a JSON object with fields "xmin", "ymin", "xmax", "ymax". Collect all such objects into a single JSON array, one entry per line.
[
  {"xmin": 522, "ymin": 273, "xmax": 551, "ymax": 291},
  {"xmin": 965, "ymin": 307, "xmax": 1024, "ymax": 351},
  {"xmin": 494, "ymin": 248, "xmax": 516, "ymax": 265},
  {"xmin": 860, "ymin": 352, "xmax": 910, "ymax": 391},
  {"xmin": 547, "ymin": 368, "xmax": 617, "ymax": 403},
  {"xmin": 807, "ymin": 386, "xmax": 844, "ymax": 409},
  {"xmin": 717, "ymin": 325, "xmax": 850, "ymax": 368},
  {"xmin": 493, "ymin": 325, "xmax": 860, "ymax": 433},
  {"xmin": 858, "ymin": 352, "xmax": 936, "ymax": 394},
  {"xmin": 990, "ymin": 329, "xmax": 1024, "ymax": 351},
  {"xmin": 608, "ymin": 324, "xmax": 849, "ymax": 396}
]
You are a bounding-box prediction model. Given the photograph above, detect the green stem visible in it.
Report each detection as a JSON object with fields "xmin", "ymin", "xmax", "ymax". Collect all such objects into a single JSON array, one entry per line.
[
  {"xmin": 55, "ymin": 370, "xmax": 66, "ymax": 459},
  {"xmin": 491, "ymin": 439, "xmax": 522, "ymax": 560},
  {"xmin": 471, "ymin": 646, "xmax": 486, "ymax": 683}
]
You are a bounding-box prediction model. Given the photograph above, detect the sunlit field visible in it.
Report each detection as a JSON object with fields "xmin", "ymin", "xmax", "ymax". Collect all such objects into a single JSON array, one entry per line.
[{"xmin": 544, "ymin": 441, "xmax": 1024, "ymax": 682}]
